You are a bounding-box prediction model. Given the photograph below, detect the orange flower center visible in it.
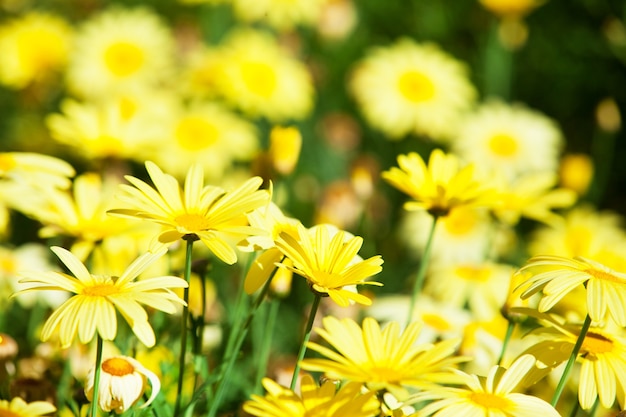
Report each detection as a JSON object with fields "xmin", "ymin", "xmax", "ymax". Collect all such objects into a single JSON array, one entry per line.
[
  {"xmin": 102, "ymin": 357, "xmax": 135, "ymax": 376},
  {"xmin": 584, "ymin": 267, "xmax": 623, "ymax": 284},
  {"xmin": 469, "ymin": 392, "xmax": 512, "ymax": 410},
  {"xmin": 82, "ymin": 282, "xmax": 119, "ymax": 297},
  {"xmin": 398, "ymin": 70, "xmax": 435, "ymax": 103},
  {"xmin": 104, "ymin": 41, "xmax": 145, "ymax": 77},
  {"xmin": 174, "ymin": 213, "xmax": 212, "ymax": 232},
  {"xmin": 175, "ymin": 116, "xmax": 219, "ymax": 151},
  {"xmin": 241, "ymin": 61, "xmax": 277, "ymax": 98},
  {"xmin": 488, "ymin": 133, "xmax": 518, "ymax": 157},
  {"xmin": 582, "ymin": 332, "xmax": 614, "ymax": 356},
  {"xmin": 0, "ymin": 409, "xmax": 20, "ymax": 417}
]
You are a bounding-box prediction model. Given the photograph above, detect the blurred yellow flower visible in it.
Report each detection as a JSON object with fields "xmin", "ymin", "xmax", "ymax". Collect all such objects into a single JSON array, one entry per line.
[
  {"xmin": 479, "ymin": 0, "xmax": 544, "ymax": 18},
  {"xmin": 66, "ymin": 6, "xmax": 174, "ymax": 98},
  {"xmin": 452, "ymin": 100, "xmax": 563, "ymax": 181},
  {"xmin": 406, "ymin": 354, "xmax": 560, "ymax": 417},
  {"xmin": 517, "ymin": 255, "xmax": 626, "ymax": 326},
  {"xmin": 301, "ymin": 316, "xmax": 467, "ymax": 395},
  {"xmin": 269, "ymin": 126, "xmax": 302, "ymax": 175},
  {"xmin": 16, "ymin": 246, "xmax": 188, "ymax": 348},
  {"xmin": 85, "ymin": 355, "xmax": 160, "ymax": 414},
  {"xmin": 382, "ymin": 149, "xmax": 493, "ymax": 217},
  {"xmin": 349, "ymin": 39, "xmax": 476, "ymax": 141},
  {"xmin": 0, "ymin": 397, "xmax": 56, "ymax": 417},
  {"xmin": 0, "ymin": 11, "xmax": 72, "ymax": 88},
  {"xmin": 110, "ymin": 161, "xmax": 269, "ymax": 265},
  {"xmin": 231, "ymin": 0, "xmax": 327, "ymax": 32},
  {"xmin": 243, "ymin": 374, "xmax": 380, "ymax": 417},
  {"xmin": 0, "ymin": 152, "xmax": 74, "ymax": 189},
  {"xmin": 215, "ymin": 28, "xmax": 314, "ymax": 121},
  {"xmin": 559, "ymin": 153, "xmax": 594, "ymax": 195},
  {"xmin": 275, "ymin": 224, "xmax": 383, "ymax": 306}
]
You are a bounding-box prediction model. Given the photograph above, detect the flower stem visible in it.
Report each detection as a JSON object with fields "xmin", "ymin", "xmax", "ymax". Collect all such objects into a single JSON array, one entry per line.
[
  {"xmin": 551, "ymin": 314, "xmax": 592, "ymax": 407},
  {"xmin": 90, "ymin": 335, "xmax": 104, "ymax": 417},
  {"xmin": 290, "ymin": 294, "xmax": 322, "ymax": 391},
  {"xmin": 254, "ymin": 298, "xmax": 280, "ymax": 394},
  {"xmin": 407, "ymin": 215, "xmax": 438, "ymax": 327},
  {"xmin": 174, "ymin": 238, "xmax": 195, "ymax": 417},
  {"xmin": 497, "ymin": 319, "xmax": 515, "ymax": 366}
]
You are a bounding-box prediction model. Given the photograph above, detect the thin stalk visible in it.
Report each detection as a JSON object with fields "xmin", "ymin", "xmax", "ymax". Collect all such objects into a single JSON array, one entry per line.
[
  {"xmin": 174, "ymin": 238, "xmax": 195, "ymax": 417},
  {"xmin": 497, "ymin": 320, "xmax": 515, "ymax": 366},
  {"xmin": 89, "ymin": 335, "xmax": 104, "ymax": 417},
  {"xmin": 254, "ymin": 299, "xmax": 280, "ymax": 394},
  {"xmin": 551, "ymin": 314, "xmax": 592, "ymax": 407},
  {"xmin": 407, "ymin": 215, "xmax": 438, "ymax": 327},
  {"xmin": 290, "ymin": 294, "xmax": 322, "ymax": 391}
]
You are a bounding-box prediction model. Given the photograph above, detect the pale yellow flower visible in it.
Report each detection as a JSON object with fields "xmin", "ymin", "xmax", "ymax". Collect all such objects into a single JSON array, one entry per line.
[
  {"xmin": 0, "ymin": 397, "xmax": 56, "ymax": 417},
  {"xmin": 230, "ymin": 0, "xmax": 328, "ymax": 32},
  {"xmin": 269, "ymin": 126, "xmax": 302, "ymax": 175}
]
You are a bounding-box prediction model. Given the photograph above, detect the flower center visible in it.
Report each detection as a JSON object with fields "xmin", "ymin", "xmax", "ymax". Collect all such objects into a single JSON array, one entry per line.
[
  {"xmin": 175, "ymin": 116, "xmax": 219, "ymax": 151},
  {"xmin": 104, "ymin": 41, "xmax": 145, "ymax": 77},
  {"xmin": 241, "ymin": 61, "xmax": 277, "ymax": 98},
  {"xmin": 174, "ymin": 213, "xmax": 212, "ymax": 232},
  {"xmin": 443, "ymin": 207, "xmax": 477, "ymax": 236},
  {"xmin": 582, "ymin": 332, "xmax": 614, "ymax": 356},
  {"xmin": 398, "ymin": 70, "xmax": 435, "ymax": 103},
  {"xmin": 118, "ymin": 96, "xmax": 137, "ymax": 120},
  {"xmin": 0, "ymin": 154, "xmax": 17, "ymax": 175},
  {"xmin": 488, "ymin": 133, "xmax": 518, "ymax": 157},
  {"xmin": 93, "ymin": 135, "xmax": 125, "ymax": 157},
  {"xmin": 102, "ymin": 357, "xmax": 135, "ymax": 376},
  {"xmin": 469, "ymin": 392, "xmax": 512, "ymax": 410},
  {"xmin": 455, "ymin": 265, "xmax": 491, "ymax": 282},
  {"xmin": 82, "ymin": 282, "xmax": 119, "ymax": 297},
  {"xmin": 0, "ymin": 409, "xmax": 20, "ymax": 417},
  {"xmin": 369, "ymin": 365, "xmax": 404, "ymax": 383},
  {"xmin": 584, "ymin": 267, "xmax": 623, "ymax": 284}
]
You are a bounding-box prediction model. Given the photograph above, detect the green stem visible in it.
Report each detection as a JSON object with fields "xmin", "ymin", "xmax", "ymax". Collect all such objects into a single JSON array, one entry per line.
[
  {"xmin": 174, "ymin": 238, "xmax": 195, "ymax": 417},
  {"xmin": 482, "ymin": 17, "xmax": 513, "ymax": 100},
  {"xmin": 407, "ymin": 215, "xmax": 438, "ymax": 327},
  {"xmin": 551, "ymin": 314, "xmax": 592, "ymax": 407},
  {"xmin": 254, "ymin": 299, "xmax": 280, "ymax": 394},
  {"xmin": 497, "ymin": 320, "xmax": 515, "ymax": 366},
  {"xmin": 90, "ymin": 335, "xmax": 104, "ymax": 417},
  {"xmin": 290, "ymin": 294, "xmax": 322, "ymax": 391}
]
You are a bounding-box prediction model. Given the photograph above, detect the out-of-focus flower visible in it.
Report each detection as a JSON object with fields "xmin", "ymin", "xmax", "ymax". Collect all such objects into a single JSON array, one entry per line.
[
  {"xmin": 65, "ymin": 7, "xmax": 174, "ymax": 98},
  {"xmin": 452, "ymin": 101, "xmax": 563, "ymax": 181},
  {"xmin": 517, "ymin": 255, "xmax": 626, "ymax": 326},
  {"xmin": 230, "ymin": 0, "xmax": 328, "ymax": 32},
  {"xmin": 559, "ymin": 153, "xmax": 594, "ymax": 195},
  {"xmin": 110, "ymin": 161, "xmax": 269, "ymax": 265},
  {"xmin": 301, "ymin": 316, "xmax": 467, "ymax": 397},
  {"xmin": 214, "ymin": 28, "xmax": 314, "ymax": 121},
  {"xmin": 0, "ymin": 152, "xmax": 74, "ymax": 189},
  {"xmin": 243, "ymin": 374, "xmax": 379, "ymax": 417},
  {"xmin": 0, "ymin": 12, "xmax": 72, "ymax": 89},
  {"xmin": 479, "ymin": 0, "xmax": 544, "ymax": 18},
  {"xmin": 460, "ymin": 316, "xmax": 513, "ymax": 375},
  {"xmin": 0, "ymin": 397, "xmax": 56, "ymax": 417},
  {"xmin": 406, "ymin": 354, "xmax": 560, "ymax": 417},
  {"xmin": 16, "ymin": 246, "xmax": 188, "ymax": 348},
  {"xmin": 383, "ymin": 149, "xmax": 494, "ymax": 217},
  {"xmin": 314, "ymin": 180, "xmax": 362, "ymax": 230},
  {"xmin": 317, "ymin": 0, "xmax": 358, "ymax": 41},
  {"xmin": 595, "ymin": 97, "xmax": 621, "ymax": 133},
  {"xmin": 85, "ymin": 356, "xmax": 160, "ymax": 414},
  {"xmin": 275, "ymin": 224, "xmax": 383, "ymax": 306},
  {"xmin": 349, "ymin": 39, "xmax": 476, "ymax": 141},
  {"xmin": 0, "ymin": 333, "xmax": 18, "ymax": 361},
  {"xmin": 268, "ymin": 126, "xmax": 302, "ymax": 176}
]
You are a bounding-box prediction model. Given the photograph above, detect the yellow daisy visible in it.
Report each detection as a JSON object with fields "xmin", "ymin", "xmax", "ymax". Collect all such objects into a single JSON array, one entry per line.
[
  {"xmin": 517, "ymin": 255, "xmax": 626, "ymax": 325},
  {"xmin": 301, "ymin": 316, "xmax": 467, "ymax": 395},
  {"xmin": 274, "ymin": 223, "xmax": 383, "ymax": 306},
  {"xmin": 0, "ymin": 397, "xmax": 56, "ymax": 417},
  {"xmin": 0, "ymin": 152, "xmax": 74, "ymax": 189},
  {"xmin": 382, "ymin": 149, "xmax": 494, "ymax": 217},
  {"xmin": 452, "ymin": 100, "xmax": 564, "ymax": 181},
  {"xmin": 407, "ymin": 354, "xmax": 560, "ymax": 417},
  {"xmin": 231, "ymin": 0, "xmax": 328, "ymax": 32},
  {"xmin": 349, "ymin": 38, "xmax": 476, "ymax": 141},
  {"xmin": 15, "ymin": 246, "xmax": 188, "ymax": 348},
  {"xmin": 85, "ymin": 355, "xmax": 160, "ymax": 414},
  {"xmin": 243, "ymin": 374, "xmax": 380, "ymax": 417},
  {"xmin": 110, "ymin": 161, "xmax": 270, "ymax": 265},
  {"xmin": 0, "ymin": 11, "xmax": 72, "ymax": 89},
  {"xmin": 65, "ymin": 6, "xmax": 174, "ymax": 98},
  {"xmin": 214, "ymin": 28, "xmax": 314, "ymax": 121}
]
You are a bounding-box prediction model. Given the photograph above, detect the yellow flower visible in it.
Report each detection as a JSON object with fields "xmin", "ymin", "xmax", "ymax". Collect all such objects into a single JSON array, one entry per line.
[
  {"xmin": 0, "ymin": 11, "xmax": 72, "ymax": 88},
  {"xmin": 0, "ymin": 397, "xmax": 56, "ymax": 417},
  {"xmin": 243, "ymin": 374, "xmax": 380, "ymax": 417},
  {"xmin": 559, "ymin": 153, "xmax": 594, "ymax": 195},
  {"xmin": 110, "ymin": 161, "xmax": 269, "ymax": 265},
  {"xmin": 214, "ymin": 28, "xmax": 314, "ymax": 121},
  {"xmin": 301, "ymin": 316, "xmax": 467, "ymax": 395},
  {"xmin": 517, "ymin": 255, "xmax": 626, "ymax": 325},
  {"xmin": 85, "ymin": 355, "xmax": 160, "ymax": 414},
  {"xmin": 349, "ymin": 38, "xmax": 476, "ymax": 141},
  {"xmin": 16, "ymin": 246, "xmax": 188, "ymax": 348},
  {"xmin": 269, "ymin": 126, "xmax": 302, "ymax": 175},
  {"xmin": 382, "ymin": 149, "xmax": 493, "ymax": 217},
  {"xmin": 0, "ymin": 152, "xmax": 74, "ymax": 189},
  {"xmin": 230, "ymin": 0, "xmax": 327, "ymax": 32},
  {"xmin": 451, "ymin": 100, "xmax": 563, "ymax": 181},
  {"xmin": 407, "ymin": 354, "xmax": 560, "ymax": 417},
  {"xmin": 65, "ymin": 6, "xmax": 174, "ymax": 98},
  {"xmin": 275, "ymin": 224, "xmax": 383, "ymax": 306},
  {"xmin": 479, "ymin": 0, "xmax": 544, "ymax": 18}
]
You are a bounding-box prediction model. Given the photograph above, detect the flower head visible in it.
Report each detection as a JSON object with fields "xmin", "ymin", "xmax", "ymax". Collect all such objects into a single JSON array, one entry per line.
[
  {"xmin": 407, "ymin": 354, "xmax": 560, "ymax": 417},
  {"xmin": 275, "ymin": 224, "xmax": 383, "ymax": 306},
  {"xmin": 85, "ymin": 355, "xmax": 160, "ymax": 414},
  {"xmin": 243, "ymin": 374, "xmax": 380, "ymax": 417},
  {"xmin": 301, "ymin": 316, "xmax": 467, "ymax": 395},
  {"xmin": 0, "ymin": 397, "xmax": 56, "ymax": 417},
  {"xmin": 230, "ymin": 0, "xmax": 327, "ymax": 32},
  {"xmin": 110, "ymin": 161, "xmax": 269, "ymax": 265},
  {"xmin": 382, "ymin": 149, "xmax": 493, "ymax": 217},
  {"xmin": 15, "ymin": 246, "xmax": 188, "ymax": 348}
]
